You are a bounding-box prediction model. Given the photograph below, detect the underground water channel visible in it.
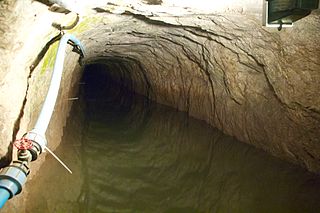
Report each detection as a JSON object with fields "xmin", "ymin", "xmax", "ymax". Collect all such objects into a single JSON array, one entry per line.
[{"xmin": 24, "ymin": 62, "xmax": 320, "ymax": 213}]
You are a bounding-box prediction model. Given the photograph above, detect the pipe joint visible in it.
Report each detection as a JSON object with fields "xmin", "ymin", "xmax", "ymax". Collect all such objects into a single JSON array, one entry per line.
[
  {"xmin": 0, "ymin": 161, "xmax": 29, "ymax": 199},
  {"xmin": 28, "ymin": 142, "xmax": 42, "ymax": 162},
  {"xmin": 24, "ymin": 131, "xmax": 47, "ymax": 154},
  {"xmin": 17, "ymin": 150, "xmax": 32, "ymax": 163}
]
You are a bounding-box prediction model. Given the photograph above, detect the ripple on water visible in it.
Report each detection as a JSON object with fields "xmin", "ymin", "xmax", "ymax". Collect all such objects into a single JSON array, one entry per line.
[{"xmin": 26, "ymin": 82, "xmax": 320, "ymax": 213}]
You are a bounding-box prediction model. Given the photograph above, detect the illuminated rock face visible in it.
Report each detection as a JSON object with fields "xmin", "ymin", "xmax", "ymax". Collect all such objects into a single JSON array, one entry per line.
[
  {"xmin": 0, "ymin": 0, "xmax": 319, "ymax": 176},
  {"xmin": 79, "ymin": 11, "xmax": 320, "ymax": 173}
]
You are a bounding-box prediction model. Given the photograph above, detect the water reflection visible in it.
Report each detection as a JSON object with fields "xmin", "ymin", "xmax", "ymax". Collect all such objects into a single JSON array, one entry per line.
[
  {"xmin": 79, "ymin": 96, "xmax": 320, "ymax": 213},
  {"xmin": 26, "ymin": 65, "xmax": 320, "ymax": 213}
]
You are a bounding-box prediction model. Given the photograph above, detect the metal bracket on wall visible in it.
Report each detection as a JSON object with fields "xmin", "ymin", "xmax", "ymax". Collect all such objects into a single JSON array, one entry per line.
[
  {"xmin": 262, "ymin": 0, "xmax": 319, "ymax": 31},
  {"xmin": 262, "ymin": 0, "xmax": 293, "ymax": 30}
]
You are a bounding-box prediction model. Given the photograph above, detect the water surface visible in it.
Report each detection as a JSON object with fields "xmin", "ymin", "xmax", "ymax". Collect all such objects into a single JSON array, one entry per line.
[{"xmin": 26, "ymin": 67, "xmax": 320, "ymax": 213}]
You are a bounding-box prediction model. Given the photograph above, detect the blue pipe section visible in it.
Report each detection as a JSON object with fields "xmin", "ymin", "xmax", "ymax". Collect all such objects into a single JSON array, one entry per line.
[
  {"xmin": 0, "ymin": 161, "xmax": 29, "ymax": 208},
  {"xmin": 0, "ymin": 33, "xmax": 85, "ymax": 209},
  {"xmin": 0, "ymin": 189, "xmax": 10, "ymax": 209}
]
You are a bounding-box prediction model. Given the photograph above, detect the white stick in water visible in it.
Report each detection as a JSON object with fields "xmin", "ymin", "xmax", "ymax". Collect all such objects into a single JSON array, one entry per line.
[{"xmin": 44, "ymin": 146, "xmax": 73, "ymax": 174}]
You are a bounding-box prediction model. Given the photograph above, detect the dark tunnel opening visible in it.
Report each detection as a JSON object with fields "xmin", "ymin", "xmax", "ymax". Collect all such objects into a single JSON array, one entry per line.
[
  {"xmin": 82, "ymin": 63, "xmax": 136, "ymax": 108},
  {"xmin": 80, "ymin": 58, "xmax": 155, "ymax": 119},
  {"xmin": 80, "ymin": 61, "xmax": 153, "ymax": 139},
  {"xmin": 81, "ymin": 60, "xmax": 152, "ymax": 106},
  {"xmin": 82, "ymin": 57, "xmax": 153, "ymax": 97}
]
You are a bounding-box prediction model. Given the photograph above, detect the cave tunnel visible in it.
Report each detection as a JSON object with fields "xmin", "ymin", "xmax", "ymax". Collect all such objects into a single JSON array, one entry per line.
[
  {"xmin": 0, "ymin": 0, "xmax": 320, "ymax": 212},
  {"xmin": 25, "ymin": 54, "xmax": 320, "ymax": 212}
]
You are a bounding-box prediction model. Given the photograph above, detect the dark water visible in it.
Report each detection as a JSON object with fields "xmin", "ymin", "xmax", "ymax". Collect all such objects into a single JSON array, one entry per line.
[{"xmin": 26, "ymin": 66, "xmax": 320, "ymax": 213}]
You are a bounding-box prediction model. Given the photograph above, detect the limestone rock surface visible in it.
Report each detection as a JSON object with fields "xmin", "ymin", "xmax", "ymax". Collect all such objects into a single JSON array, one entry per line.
[{"xmin": 0, "ymin": 2, "xmax": 319, "ymax": 211}]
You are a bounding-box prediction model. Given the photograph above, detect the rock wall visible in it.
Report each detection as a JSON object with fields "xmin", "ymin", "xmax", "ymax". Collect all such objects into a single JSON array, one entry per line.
[
  {"xmin": 0, "ymin": 0, "xmax": 319, "ymax": 211},
  {"xmin": 78, "ymin": 7, "xmax": 320, "ymax": 173}
]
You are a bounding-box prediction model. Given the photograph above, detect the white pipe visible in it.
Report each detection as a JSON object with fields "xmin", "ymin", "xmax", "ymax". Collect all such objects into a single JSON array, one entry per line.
[
  {"xmin": 0, "ymin": 34, "xmax": 84, "ymax": 209},
  {"xmin": 32, "ymin": 33, "xmax": 85, "ymax": 136}
]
